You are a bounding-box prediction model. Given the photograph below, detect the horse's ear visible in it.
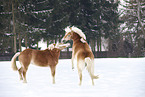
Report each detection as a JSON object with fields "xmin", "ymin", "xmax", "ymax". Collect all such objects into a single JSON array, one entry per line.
[{"xmin": 48, "ymin": 43, "xmax": 55, "ymax": 50}]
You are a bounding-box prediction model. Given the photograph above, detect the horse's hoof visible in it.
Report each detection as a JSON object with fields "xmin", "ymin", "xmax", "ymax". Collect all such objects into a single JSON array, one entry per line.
[
  {"xmin": 79, "ymin": 82, "xmax": 82, "ymax": 86},
  {"xmin": 72, "ymin": 67, "xmax": 74, "ymax": 71},
  {"xmin": 20, "ymin": 78, "xmax": 23, "ymax": 80},
  {"xmin": 23, "ymin": 80, "xmax": 27, "ymax": 83}
]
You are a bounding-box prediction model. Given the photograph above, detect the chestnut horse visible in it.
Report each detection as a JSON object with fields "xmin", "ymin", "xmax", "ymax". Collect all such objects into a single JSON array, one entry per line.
[
  {"xmin": 11, "ymin": 43, "xmax": 70, "ymax": 83},
  {"xmin": 61, "ymin": 26, "xmax": 98, "ymax": 85}
]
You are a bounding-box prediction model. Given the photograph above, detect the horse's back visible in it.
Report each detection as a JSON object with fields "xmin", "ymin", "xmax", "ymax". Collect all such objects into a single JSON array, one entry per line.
[
  {"xmin": 73, "ymin": 42, "xmax": 94, "ymax": 60},
  {"xmin": 31, "ymin": 49, "xmax": 57, "ymax": 67},
  {"xmin": 32, "ymin": 50, "xmax": 51, "ymax": 66}
]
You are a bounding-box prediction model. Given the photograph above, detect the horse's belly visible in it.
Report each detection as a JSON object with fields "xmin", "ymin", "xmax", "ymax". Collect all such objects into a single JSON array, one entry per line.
[{"xmin": 31, "ymin": 59, "xmax": 49, "ymax": 67}]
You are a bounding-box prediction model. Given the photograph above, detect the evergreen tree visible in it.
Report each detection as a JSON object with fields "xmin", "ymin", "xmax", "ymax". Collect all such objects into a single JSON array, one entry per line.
[
  {"xmin": 0, "ymin": 0, "xmax": 120, "ymax": 54},
  {"xmin": 44, "ymin": 0, "xmax": 120, "ymax": 51},
  {"xmin": 0, "ymin": 0, "xmax": 14, "ymax": 53}
]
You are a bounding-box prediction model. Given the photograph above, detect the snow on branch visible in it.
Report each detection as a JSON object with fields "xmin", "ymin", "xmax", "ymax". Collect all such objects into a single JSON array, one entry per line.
[
  {"xmin": 30, "ymin": 9, "xmax": 53, "ymax": 14},
  {"xmin": 0, "ymin": 9, "xmax": 53, "ymax": 15},
  {"xmin": 0, "ymin": 12, "xmax": 12, "ymax": 15}
]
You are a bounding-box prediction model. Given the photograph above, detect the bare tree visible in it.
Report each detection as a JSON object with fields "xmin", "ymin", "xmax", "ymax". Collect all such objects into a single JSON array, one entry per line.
[
  {"xmin": 120, "ymin": 0, "xmax": 145, "ymax": 56},
  {"xmin": 12, "ymin": 1, "xmax": 17, "ymax": 53},
  {"xmin": 137, "ymin": 0, "xmax": 145, "ymax": 38}
]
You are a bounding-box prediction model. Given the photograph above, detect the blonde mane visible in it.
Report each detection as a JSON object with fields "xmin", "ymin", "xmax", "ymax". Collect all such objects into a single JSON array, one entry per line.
[
  {"xmin": 71, "ymin": 26, "xmax": 86, "ymax": 40},
  {"xmin": 64, "ymin": 26, "xmax": 86, "ymax": 40},
  {"xmin": 64, "ymin": 26, "xmax": 71, "ymax": 34}
]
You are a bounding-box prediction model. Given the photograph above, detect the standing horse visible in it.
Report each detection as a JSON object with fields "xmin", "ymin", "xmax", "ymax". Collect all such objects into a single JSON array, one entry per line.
[
  {"xmin": 11, "ymin": 43, "xmax": 70, "ymax": 83},
  {"xmin": 61, "ymin": 26, "xmax": 98, "ymax": 85}
]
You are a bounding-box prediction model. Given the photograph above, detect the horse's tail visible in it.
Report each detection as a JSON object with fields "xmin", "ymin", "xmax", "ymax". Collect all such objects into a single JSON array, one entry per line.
[
  {"xmin": 11, "ymin": 52, "xmax": 20, "ymax": 71},
  {"xmin": 85, "ymin": 57, "xmax": 99, "ymax": 79}
]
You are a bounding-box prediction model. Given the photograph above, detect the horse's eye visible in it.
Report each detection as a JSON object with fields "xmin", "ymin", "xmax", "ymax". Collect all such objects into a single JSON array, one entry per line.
[{"xmin": 68, "ymin": 35, "xmax": 70, "ymax": 37}]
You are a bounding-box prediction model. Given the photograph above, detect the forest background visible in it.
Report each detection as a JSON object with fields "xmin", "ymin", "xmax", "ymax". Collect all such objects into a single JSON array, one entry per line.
[{"xmin": 0, "ymin": 0, "xmax": 145, "ymax": 57}]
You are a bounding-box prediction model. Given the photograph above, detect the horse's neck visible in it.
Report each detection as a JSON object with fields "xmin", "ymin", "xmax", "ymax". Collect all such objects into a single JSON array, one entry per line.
[
  {"xmin": 72, "ymin": 37, "xmax": 83, "ymax": 52},
  {"xmin": 50, "ymin": 49, "xmax": 60, "ymax": 59},
  {"xmin": 72, "ymin": 33, "xmax": 81, "ymax": 43},
  {"xmin": 45, "ymin": 49, "xmax": 60, "ymax": 59}
]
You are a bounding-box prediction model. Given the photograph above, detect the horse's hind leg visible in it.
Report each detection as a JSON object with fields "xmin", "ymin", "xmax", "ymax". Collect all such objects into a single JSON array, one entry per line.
[
  {"xmin": 77, "ymin": 60, "xmax": 85, "ymax": 85},
  {"xmin": 18, "ymin": 67, "xmax": 23, "ymax": 80},
  {"xmin": 22, "ymin": 69, "xmax": 27, "ymax": 83},
  {"xmin": 78, "ymin": 69, "xmax": 82, "ymax": 85},
  {"xmin": 21, "ymin": 63, "xmax": 29, "ymax": 83},
  {"xmin": 86, "ymin": 63, "xmax": 95, "ymax": 85},
  {"xmin": 18, "ymin": 66, "xmax": 28, "ymax": 83},
  {"xmin": 86, "ymin": 60, "xmax": 99, "ymax": 85}
]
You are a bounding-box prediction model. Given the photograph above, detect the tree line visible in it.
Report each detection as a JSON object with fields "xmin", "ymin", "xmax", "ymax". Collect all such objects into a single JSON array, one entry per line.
[{"xmin": 0, "ymin": 0, "xmax": 144, "ymax": 57}]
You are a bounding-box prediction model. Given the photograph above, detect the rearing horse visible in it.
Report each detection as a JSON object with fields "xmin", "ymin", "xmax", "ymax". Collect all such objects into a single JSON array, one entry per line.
[{"xmin": 61, "ymin": 26, "xmax": 99, "ymax": 85}]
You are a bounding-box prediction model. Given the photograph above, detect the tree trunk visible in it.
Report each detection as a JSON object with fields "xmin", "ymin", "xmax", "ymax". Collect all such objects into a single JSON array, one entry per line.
[
  {"xmin": 137, "ymin": 0, "xmax": 145, "ymax": 36},
  {"xmin": 99, "ymin": 37, "xmax": 102, "ymax": 51},
  {"xmin": 25, "ymin": 32, "xmax": 28, "ymax": 48},
  {"xmin": 55, "ymin": 36, "xmax": 57, "ymax": 43},
  {"xmin": 97, "ymin": 37, "xmax": 100, "ymax": 51},
  {"xmin": 37, "ymin": 42, "xmax": 39, "ymax": 50},
  {"xmin": 47, "ymin": 40, "xmax": 49, "ymax": 47},
  {"xmin": 18, "ymin": 32, "xmax": 21, "ymax": 51},
  {"xmin": 90, "ymin": 39, "xmax": 94, "ymax": 52},
  {"xmin": 12, "ymin": 1, "xmax": 17, "ymax": 53},
  {"xmin": 93, "ymin": 39, "xmax": 96, "ymax": 51},
  {"xmin": 137, "ymin": 0, "xmax": 145, "ymax": 49},
  {"xmin": 59, "ymin": 35, "xmax": 61, "ymax": 42},
  {"xmin": 108, "ymin": 38, "xmax": 112, "ymax": 51},
  {"xmin": 47, "ymin": 39, "xmax": 49, "ymax": 47}
]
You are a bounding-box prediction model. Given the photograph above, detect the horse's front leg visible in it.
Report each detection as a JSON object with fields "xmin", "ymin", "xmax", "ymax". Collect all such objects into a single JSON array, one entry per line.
[
  {"xmin": 71, "ymin": 54, "xmax": 75, "ymax": 70},
  {"xmin": 72, "ymin": 58, "xmax": 74, "ymax": 70},
  {"xmin": 50, "ymin": 65, "xmax": 56, "ymax": 84}
]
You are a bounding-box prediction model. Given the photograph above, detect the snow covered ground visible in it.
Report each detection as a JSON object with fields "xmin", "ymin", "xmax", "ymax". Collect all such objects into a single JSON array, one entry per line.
[{"xmin": 0, "ymin": 58, "xmax": 145, "ymax": 97}]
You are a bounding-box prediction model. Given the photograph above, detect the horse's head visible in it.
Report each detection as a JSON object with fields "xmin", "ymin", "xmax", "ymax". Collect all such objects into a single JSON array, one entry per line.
[
  {"xmin": 61, "ymin": 26, "xmax": 86, "ymax": 43},
  {"xmin": 48, "ymin": 43, "xmax": 70, "ymax": 50},
  {"xmin": 55, "ymin": 43, "xmax": 70, "ymax": 50},
  {"xmin": 61, "ymin": 26, "xmax": 72, "ymax": 42}
]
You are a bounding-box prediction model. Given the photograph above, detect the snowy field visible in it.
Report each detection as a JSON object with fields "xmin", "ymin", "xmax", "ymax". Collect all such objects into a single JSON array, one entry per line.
[{"xmin": 0, "ymin": 58, "xmax": 145, "ymax": 97}]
